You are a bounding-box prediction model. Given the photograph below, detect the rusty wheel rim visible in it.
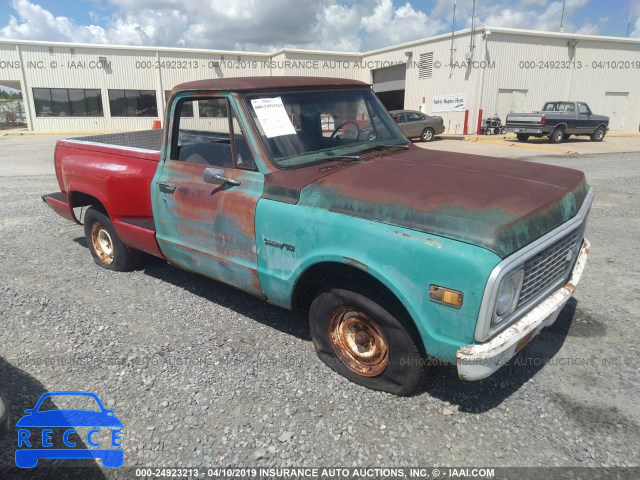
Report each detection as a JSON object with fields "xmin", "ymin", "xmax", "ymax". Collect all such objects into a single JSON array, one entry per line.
[
  {"xmin": 328, "ymin": 306, "xmax": 389, "ymax": 377},
  {"xmin": 90, "ymin": 222, "xmax": 114, "ymax": 265}
]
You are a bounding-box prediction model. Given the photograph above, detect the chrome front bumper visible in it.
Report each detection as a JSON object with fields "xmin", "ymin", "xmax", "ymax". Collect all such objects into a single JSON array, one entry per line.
[{"xmin": 456, "ymin": 239, "xmax": 590, "ymax": 381}]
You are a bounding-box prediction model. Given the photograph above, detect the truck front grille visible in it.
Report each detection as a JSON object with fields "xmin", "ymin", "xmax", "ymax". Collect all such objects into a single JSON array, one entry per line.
[{"xmin": 517, "ymin": 229, "xmax": 582, "ymax": 308}]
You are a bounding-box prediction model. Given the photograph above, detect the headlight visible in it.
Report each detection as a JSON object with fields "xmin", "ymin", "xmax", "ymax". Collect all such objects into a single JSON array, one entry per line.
[{"xmin": 493, "ymin": 269, "xmax": 524, "ymax": 324}]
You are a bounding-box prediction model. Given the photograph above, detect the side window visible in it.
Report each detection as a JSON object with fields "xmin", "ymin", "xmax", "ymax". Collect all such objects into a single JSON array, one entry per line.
[
  {"xmin": 579, "ymin": 103, "xmax": 591, "ymax": 115},
  {"xmin": 407, "ymin": 112, "xmax": 422, "ymax": 122},
  {"xmin": 170, "ymin": 97, "xmax": 256, "ymax": 171},
  {"xmin": 164, "ymin": 91, "xmax": 193, "ymax": 117}
]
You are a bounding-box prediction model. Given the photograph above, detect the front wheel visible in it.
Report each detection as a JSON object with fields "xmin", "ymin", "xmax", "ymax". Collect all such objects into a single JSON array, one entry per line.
[
  {"xmin": 590, "ymin": 127, "xmax": 606, "ymax": 142},
  {"xmin": 309, "ymin": 284, "xmax": 426, "ymax": 395},
  {"xmin": 421, "ymin": 127, "xmax": 434, "ymax": 142},
  {"xmin": 84, "ymin": 207, "xmax": 141, "ymax": 271}
]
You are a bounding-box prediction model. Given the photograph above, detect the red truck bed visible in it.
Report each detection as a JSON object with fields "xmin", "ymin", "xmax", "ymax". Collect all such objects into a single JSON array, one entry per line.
[{"xmin": 44, "ymin": 130, "xmax": 164, "ymax": 258}]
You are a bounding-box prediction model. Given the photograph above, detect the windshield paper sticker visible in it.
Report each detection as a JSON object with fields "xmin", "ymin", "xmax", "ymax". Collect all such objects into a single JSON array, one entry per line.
[{"xmin": 250, "ymin": 97, "xmax": 296, "ymax": 138}]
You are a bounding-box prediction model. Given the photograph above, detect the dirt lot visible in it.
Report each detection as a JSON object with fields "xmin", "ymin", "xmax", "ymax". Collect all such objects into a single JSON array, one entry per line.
[{"xmin": 0, "ymin": 134, "xmax": 639, "ymax": 477}]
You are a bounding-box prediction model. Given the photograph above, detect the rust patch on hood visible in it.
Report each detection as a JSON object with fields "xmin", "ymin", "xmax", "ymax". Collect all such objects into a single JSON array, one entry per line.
[{"xmin": 295, "ymin": 147, "xmax": 588, "ymax": 258}]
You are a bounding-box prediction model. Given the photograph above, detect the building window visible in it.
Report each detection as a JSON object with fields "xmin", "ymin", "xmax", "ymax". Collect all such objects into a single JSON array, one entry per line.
[
  {"xmin": 199, "ymin": 98, "xmax": 227, "ymax": 118},
  {"xmin": 418, "ymin": 52, "xmax": 433, "ymax": 79},
  {"xmin": 32, "ymin": 88, "xmax": 104, "ymax": 117},
  {"xmin": 108, "ymin": 90, "xmax": 158, "ymax": 117},
  {"xmin": 164, "ymin": 91, "xmax": 193, "ymax": 117}
]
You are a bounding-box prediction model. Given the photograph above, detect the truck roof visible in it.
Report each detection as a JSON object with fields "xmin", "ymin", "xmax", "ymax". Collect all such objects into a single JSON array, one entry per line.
[{"xmin": 172, "ymin": 76, "xmax": 369, "ymax": 94}]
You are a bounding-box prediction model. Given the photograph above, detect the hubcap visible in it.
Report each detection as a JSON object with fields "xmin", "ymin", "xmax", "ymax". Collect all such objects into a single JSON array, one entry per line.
[
  {"xmin": 91, "ymin": 222, "xmax": 114, "ymax": 265},
  {"xmin": 328, "ymin": 306, "xmax": 389, "ymax": 377},
  {"xmin": 423, "ymin": 130, "xmax": 432, "ymax": 141}
]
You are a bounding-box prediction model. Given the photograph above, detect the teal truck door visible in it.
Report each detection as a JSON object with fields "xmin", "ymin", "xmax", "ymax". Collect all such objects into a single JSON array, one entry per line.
[{"xmin": 152, "ymin": 95, "xmax": 264, "ymax": 296}]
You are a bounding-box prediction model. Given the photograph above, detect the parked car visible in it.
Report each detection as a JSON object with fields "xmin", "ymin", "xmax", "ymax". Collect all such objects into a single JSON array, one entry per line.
[
  {"xmin": 505, "ymin": 101, "xmax": 609, "ymax": 143},
  {"xmin": 0, "ymin": 391, "xmax": 9, "ymax": 440},
  {"xmin": 43, "ymin": 77, "xmax": 592, "ymax": 396},
  {"xmin": 390, "ymin": 110, "xmax": 445, "ymax": 141}
]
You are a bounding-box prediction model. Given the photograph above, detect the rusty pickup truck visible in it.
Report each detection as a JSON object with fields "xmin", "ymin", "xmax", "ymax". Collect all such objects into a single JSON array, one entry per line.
[{"xmin": 43, "ymin": 77, "xmax": 592, "ymax": 395}]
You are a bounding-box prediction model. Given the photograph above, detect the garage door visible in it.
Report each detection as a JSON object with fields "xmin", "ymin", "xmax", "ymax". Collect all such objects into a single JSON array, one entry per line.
[
  {"xmin": 497, "ymin": 89, "xmax": 527, "ymax": 122},
  {"xmin": 372, "ymin": 64, "xmax": 406, "ymax": 110},
  {"xmin": 602, "ymin": 92, "xmax": 628, "ymax": 131}
]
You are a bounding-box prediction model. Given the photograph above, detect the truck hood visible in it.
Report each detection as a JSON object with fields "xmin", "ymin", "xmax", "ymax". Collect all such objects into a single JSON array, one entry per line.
[{"xmin": 295, "ymin": 147, "xmax": 588, "ymax": 258}]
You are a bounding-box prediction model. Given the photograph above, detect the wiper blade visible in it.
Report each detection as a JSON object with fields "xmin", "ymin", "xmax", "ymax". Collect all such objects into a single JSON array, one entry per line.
[
  {"xmin": 312, "ymin": 154, "xmax": 361, "ymax": 163},
  {"xmin": 359, "ymin": 143, "xmax": 410, "ymax": 153}
]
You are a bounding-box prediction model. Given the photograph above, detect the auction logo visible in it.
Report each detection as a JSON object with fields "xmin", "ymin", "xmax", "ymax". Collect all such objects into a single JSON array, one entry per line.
[{"xmin": 15, "ymin": 391, "xmax": 123, "ymax": 468}]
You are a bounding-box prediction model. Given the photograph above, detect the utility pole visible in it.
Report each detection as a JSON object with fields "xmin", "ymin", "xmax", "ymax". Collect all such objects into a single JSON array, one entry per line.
[
  {"xmin": 627, "ymin": 4, "xmax": 632, "ymax": 37},
  {"xmin": 560, "ymin": 0, "xmax": 566, "ymax": 32},
  {"xmin": 449, "ymin": 0, "xmax": 456, "ymax": 72}
]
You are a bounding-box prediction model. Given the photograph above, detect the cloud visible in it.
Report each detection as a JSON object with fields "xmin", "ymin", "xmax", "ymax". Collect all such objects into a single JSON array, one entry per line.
[
  {"xmin": 360, "ymin": 0, "xmax": 446, "ymax": 49},
  {"xmin": 0, "ymin": 0, "xmax": 614, "ymax": 51},
  {"xmin": 632, "ymin": 17, "xmax": 640, "ymax": 38},
  {"xmin": 0, "ymin": 0, "xmax": 109, "ymax": 43}
]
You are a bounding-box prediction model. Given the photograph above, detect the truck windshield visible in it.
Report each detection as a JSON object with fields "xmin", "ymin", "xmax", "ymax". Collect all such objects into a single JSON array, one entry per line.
[{"xmin": 243, "ymin": 89, "xmax": 407, "ymax": 168}]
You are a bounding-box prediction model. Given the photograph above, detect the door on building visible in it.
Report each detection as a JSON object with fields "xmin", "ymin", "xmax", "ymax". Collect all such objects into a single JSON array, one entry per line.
[
  {"xmin": 602, "ymin": 92, "xmax": 628, "ymax": 131},
  {"xmin": 372, "ymin": 64, "xmax": 406, "ymax": 111},
  {"xmin": 496, "ymin": 89, "xmax": 528, "ymax": 122}
]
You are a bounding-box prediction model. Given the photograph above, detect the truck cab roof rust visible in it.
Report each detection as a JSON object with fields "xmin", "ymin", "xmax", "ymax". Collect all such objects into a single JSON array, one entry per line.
[{"xmin": 170, "ymin": 76, "xmax": 369, "ymax": 95}]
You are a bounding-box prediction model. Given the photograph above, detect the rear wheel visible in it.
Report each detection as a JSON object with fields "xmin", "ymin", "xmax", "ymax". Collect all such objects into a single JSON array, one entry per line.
[
  {"xmin": 516, "ymin": 133, "xmax": 529, "ymax": 142},
  {"xmin": 309, "ymin": 283, "xmax": 426, "ymax": 396},
  {"xmin": 549, "ymin": 128, "xmax": 565, "ymax": 144},
  {"xmin": 84, "ymin": 207, "xmax": 141, "ymax": 271},
  {"xmin": 590, "ymin": 126, "xmax": 606, "ymax": 142},
  {"xmin": 420, "ymin": 127, "xmax": 434, "ymax": 142}
]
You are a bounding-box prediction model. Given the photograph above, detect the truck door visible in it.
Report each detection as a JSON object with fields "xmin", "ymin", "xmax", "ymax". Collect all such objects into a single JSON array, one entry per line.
[
  {"xmin": 578, "ymin": 103, "xmax": 594, "ymax": 133},
  {"xmin": 151, "ymin": 95, "xmax": 264, "ymax": 296}
]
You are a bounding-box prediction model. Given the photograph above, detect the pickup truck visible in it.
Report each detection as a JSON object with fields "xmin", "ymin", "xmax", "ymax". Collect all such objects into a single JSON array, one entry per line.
[
  {"xmin": 43, "ymin": 77, "xmax": 592, "ymax": 395},
  {"xmin": 505, "ymin": 101, "xmax": 609, "ymax": 143}
]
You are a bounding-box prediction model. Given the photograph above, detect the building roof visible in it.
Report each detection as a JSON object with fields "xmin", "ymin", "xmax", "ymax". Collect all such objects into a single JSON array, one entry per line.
[{"xmin": 173, "ymin": 76, "xmax": 369, "ymax": 93}]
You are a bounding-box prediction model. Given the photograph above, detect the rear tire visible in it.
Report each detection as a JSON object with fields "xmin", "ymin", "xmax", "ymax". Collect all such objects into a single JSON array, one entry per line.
[
  {"xmin": 309, "ymin": 283, "xmax": 426, "ymax": 396},
  {"xmin": 421, "ymin": 128, "xmax": 434, "ymax": 142},
  {"xmin": 549, "ymin": 128, "xmax": 565, "ymax": 144},
  {"xmin": 84, "ymin": 207, "xmax": 141, "ymax": 271},
  {"xmin": 516, "ymin": 133, "xmax": 529, "ymax": 142},
  {"xmin": 590, "ymin": 126, "xmax": 606, "ymax": 142}
]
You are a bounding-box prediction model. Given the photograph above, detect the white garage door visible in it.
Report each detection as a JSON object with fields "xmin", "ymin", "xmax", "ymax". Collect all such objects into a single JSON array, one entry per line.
[
  {"xmin": 497, "ymin": 89, "xmax": 528, "ymax": 122},
  {"xmin": 602, "ymin": 92, "xmax": 628, "ymax": 131}
]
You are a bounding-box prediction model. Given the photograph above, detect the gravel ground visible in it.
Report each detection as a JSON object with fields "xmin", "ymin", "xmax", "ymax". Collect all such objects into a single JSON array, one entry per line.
[{"xmin": 0, "ymin": 136, "xmax": 639, "ymax": 478}]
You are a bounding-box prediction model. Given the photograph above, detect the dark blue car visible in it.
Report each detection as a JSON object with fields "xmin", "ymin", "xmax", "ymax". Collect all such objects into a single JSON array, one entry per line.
[{"xmin": 15, "ymin": 391, "xmax": 123, "ymax": 468}]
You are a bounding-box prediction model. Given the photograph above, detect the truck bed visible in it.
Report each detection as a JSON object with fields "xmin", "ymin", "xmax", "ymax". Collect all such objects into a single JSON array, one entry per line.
[
  {"xmin": 46, "ymin": 129, "xmax": 164, "ymax": 258},
  {"xmin": 70, "ymin": 129, "xmax": 163, "ymax": 152}
]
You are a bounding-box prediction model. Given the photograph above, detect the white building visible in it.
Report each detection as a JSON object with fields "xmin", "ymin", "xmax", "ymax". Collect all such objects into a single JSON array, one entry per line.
[{"xmin": 1, "ymin": 26, "xmax": 639, "ymax": 133}]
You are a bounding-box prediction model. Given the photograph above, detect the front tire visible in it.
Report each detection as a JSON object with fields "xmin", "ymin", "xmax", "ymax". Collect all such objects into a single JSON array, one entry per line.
[
  {"xmin": 590, "ymin": 127, "xmax": 606, "ymax": 142},
  {"xmin": 309, "ymin": 284, "xmax": 426, "ymax": 396},
  {"xmin": 84, "ymin": 207, "xmax": 141, "ymax": 271},
  {"xmin": 421, "ymin": 127, "xmax": 434, "ymax": 142}
]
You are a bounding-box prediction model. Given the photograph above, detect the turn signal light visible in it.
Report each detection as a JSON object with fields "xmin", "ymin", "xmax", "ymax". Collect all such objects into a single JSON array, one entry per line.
[{"xmin": 429, "ymin": 285, "xmax": 463, "ymax": 308}]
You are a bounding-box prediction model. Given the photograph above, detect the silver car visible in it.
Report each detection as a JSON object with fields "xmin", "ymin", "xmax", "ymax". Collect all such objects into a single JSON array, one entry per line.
[{"xmin": 390, "ymin": 110, "xmax": 445, "ymax": 142}]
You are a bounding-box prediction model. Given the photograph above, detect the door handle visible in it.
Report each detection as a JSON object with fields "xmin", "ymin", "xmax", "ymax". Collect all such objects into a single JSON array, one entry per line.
[
  {"xmin": 157, "ymin": 182, "xmax": 176, "ymax": 193},
  {"xmin": 203, "ymin": 167, "xmax": 241, "ymax": 187},
  {"xmin": 213, "ymin": 174, "xmax": 241, "ymax": 186}
]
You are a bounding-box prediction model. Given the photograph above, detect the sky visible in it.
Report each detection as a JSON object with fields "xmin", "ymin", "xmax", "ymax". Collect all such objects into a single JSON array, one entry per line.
[{"xmin": 0, "ymin": 0, "xmax": 638, "ymax": 52}]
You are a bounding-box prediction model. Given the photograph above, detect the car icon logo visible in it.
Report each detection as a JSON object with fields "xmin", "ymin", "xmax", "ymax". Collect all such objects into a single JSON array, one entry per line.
[{"xmin": 15, "ymin": 391, "xmax": 123, "ymax": 468}]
